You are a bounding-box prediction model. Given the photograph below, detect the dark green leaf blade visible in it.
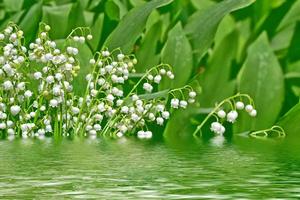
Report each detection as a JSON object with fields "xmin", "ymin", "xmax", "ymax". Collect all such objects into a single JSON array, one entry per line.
[
  {"xmin": 234, "ymin": 32, "xmax": 285, "ymax": 133},
  {"xmin": 184, "ymin": 0, "xmax": 255, "ymax": 62},
  {"xmin": 104, "ymin": 0, "xmax": 173, "ymax": 53},
  {"xmin": 160, "ymin": 22, "xmax": 193, "ymax": 89}
]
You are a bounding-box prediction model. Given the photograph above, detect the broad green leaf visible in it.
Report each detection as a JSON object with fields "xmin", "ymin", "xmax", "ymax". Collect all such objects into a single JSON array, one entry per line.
[
  {"xmin": 135, "ymin": 21, "xmax": 162, "ymax": 72},
  {"xmin": 271, "ymin": 0, "xmax": 300, "ymax": 51},
  {"xmin": 199, "ymin": 30, "xmax": 238, "ymax": 107},
  {"xmin": 104, "ymin": 0, "xmax": 173, "ymax": 53},
  {"xmin": 88, "ymin": 13, "xmax": 104, "ymax": 51},
  {"xmin": 234, "ymin": 33, "xmax": 285, "ymax": 133},
  {"xmin": 4, "ymin": 0, "xmax": 24, "ymax": 12},
  {"xmin": 277, "ymin": 102, "xmax": 300, "ymax": 137},
  {"xmin": 214, "ymin": 15, "xmax": 235, "ymax": 48},
  {"xmin": 105, "ymin": 0, "xmax": 121, "ymax": 21},
  {"xmin": 190, "ymin": 0, "xmax": 215, "ymax": 10},
  {"xmin": 0, "ymin": 11, "xmax": 24, "ymax": 30},
  {"xmin": 19, "ymin": 2, "xmax": 42, "ymax": 42},
  {"xmin": 184, "ymin": 0, "xmax": 255, "ymax": 62},
  {"xmin": 129, "ymin": 0, "xmax": 146, "ymax": 7},
  {"xmin": 160, "ymin": 22, "xmax": 193, "ymax": 89},
  {"xmin": 42, "ymin": 4, "xmax": 72, "ymax": 39},
  {"xmin": 88, "ymin": 0, "xmax": 102, "ymax": 10},
  {"xmin": 66, "ymin": 1, "xmax": 86, "ymax": 35},
  {"xmin": 84, "ymin": 11, "xmax": 95, "ymax": 26},
  {"xmin": 163, "ymin": 106, "xmax": 199, "ymax": 140}
]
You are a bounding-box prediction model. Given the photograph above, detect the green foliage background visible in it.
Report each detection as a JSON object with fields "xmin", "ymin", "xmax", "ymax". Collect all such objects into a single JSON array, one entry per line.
[{"xmin": 0, "ymin": 0, "xmax": 300, "ymax": 138}]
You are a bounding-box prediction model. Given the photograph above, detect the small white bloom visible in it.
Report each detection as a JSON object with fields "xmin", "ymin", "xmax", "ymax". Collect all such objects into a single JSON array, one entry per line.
[
  {"xmin": 227, "ymin": 110, "xmax": 238, "ymax": 123},
  {"xmin": 162, "ymin": 111, "xmax": 170, "ymax": 119},
  {"xmin": 116, "ymin": 132, "xmax": 123, "ymax": 137},
  {"xmin": 180, "ymin": 100, "xmax": 188, "ymax": 108},
  {"xmin": 106, "ymin": 94, "xmax": 115, "ymax": 103},
  {"xmin": 89, "ymin": 59, "xmax": 96, "ymax": 65},
  {"xmin": 144, "ymin": 131, "xmax": 152, "ymax": 139},
  {"xmin": 156, "ymin": 117, "xmax": 164, "ymax": 125},
  {"xmin": 10, "ymin": 105, "xmax": 21, "ymax": 116},
  {"xmin": 171, "ymin": 98, "xmax": 179, "ymax": 109},
  {"xmin": 24, "ymin": 90, "xmax": 33, "ymax": 98},
  {"xmin": 33, "ymin": 72, "xmax": 42, "ymax": 80},
  {"xmin": 3, "ymin": 80, "xmax": 13, "ymax": 90},
  {"xmin": 210, "ymin": 122, "xmax": 225, "ymax": 135},
  {"xmin": 189, "ymin": 91, "xmax": 197, "ymax": 98},
  {"xmin": 217, "ymin": 110, "xmax": 226, "ymax": 118},
  {"xmin": 159, "ymin": 69, "xmax": 166, "ymax": 75},
  {"xmin": 236, "ymin": 101, "xmax": 245, "ymax": 110},
  {"xmin": 117, "ymin": 54, "xmax": 124, "ymax": 61},
  {"xmin": 137, "ymin": 130, "xmax": 145, "ymax": 139},
  {"xmin": 143, "ymin": 83, "xmax": 153, "ymax": 93},
  {"xmin": 87, "ymin": 34, "xmax": 93, "ymax": 40},
  {"xmin": 249, "ymin": 109, "xmax": 257, "ymax": 117},
  {"xmin": 94, "ymin": 124, "xmax": 102, "ymax": 131},
  {"xmin": 50, "ymin": 99, "xmax": 58, "ymax": 108},
  {"xmin": 245, "ymin": 105, "xmax": 253, "ymax": 112},
  {"xmin": 154, "ymin": 75, "xmax": 162, "ymax": 84}
]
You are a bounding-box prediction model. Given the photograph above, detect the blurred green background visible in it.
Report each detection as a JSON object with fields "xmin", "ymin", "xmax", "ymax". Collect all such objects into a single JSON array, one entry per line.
[{"xmin": 0, "ymin": 0, "xmax": 300, "ymax": 138}]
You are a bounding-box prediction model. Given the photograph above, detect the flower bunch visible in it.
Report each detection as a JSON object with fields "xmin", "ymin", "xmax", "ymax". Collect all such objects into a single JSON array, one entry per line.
[
  {"xmin": 193, "ymin": 94, "xmax": 257, "ymax": 136},
  {"xmin": 0, "ymin": 23, "xmax": 196, "ymax": 139}
]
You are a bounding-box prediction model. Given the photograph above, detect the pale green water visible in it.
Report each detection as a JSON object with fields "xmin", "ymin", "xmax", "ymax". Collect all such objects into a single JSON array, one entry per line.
[{"xmin": 0, "ymin": 134, "xmax": 300, "ymax": 199}]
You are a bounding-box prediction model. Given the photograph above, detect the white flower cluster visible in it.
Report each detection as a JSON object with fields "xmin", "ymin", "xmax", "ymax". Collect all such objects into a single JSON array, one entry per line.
[
  {"xmin": 211, "ymin": 100, "xmax": 257, "ymax": 135},
  {"xmin": 0, "ymin": 23, "xmax": 196, "ymax": 139}
]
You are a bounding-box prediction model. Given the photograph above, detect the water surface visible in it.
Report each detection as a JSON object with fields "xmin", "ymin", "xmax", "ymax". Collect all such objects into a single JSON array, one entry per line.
[{"xmin": 0, "ymin": 134, "xmax": 299, "ymax": 199}]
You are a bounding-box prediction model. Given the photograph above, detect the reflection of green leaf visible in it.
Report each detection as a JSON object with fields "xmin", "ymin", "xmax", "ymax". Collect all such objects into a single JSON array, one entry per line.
[
  {"xmin": 184, "ymin": 0, "xmax": 255, "ymax": 62},
  {"xmin": 234, "ymin": 33, "xmax": 285, "ymax": 133},
  {"xmin": 19, "ymin": 2, "xmax": 42, "ymax": 42},
  {"xmin": 277, "ymin": 102, "xmax": 300, "ymax": 137},
  {"xmin": 104, "ymin": 0, "xmax": 173, "ymax": 53},
  {"xmin": 199, "ymin": 30, "xmax": 238, "ymax": 107},
  {"xmin": 160, "ymin": 22, "xmax": 193, "ymax": 89}
]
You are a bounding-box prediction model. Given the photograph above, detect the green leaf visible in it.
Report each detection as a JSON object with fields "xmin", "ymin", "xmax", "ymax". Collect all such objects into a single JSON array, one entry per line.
[
  {"xmin": 19, "ymin": 2, "xmax": 43, "ymax": 42},
  {"xmin": 160, "ymin": 22, "xmax": 193, "ymax": 89},
  {"xmin": 199, "ymin": 30, "xmax": 238, "ymax": 107},
  {"xmin": 42, "ymin": 4, "xmax": 72, "ymax": 39},
  {"xmin": 0, "ymin": 11, "xmax": 24, "ymax": 30},
  {"xmin": 277, "ymin": 102, "xmax": 300, "ymax": 137},
  {"xmin": 135, "ymin": 21, "xmax": 162, "ymax": 72},
  {"xmin": 88, "ymin": 13, "xmax": 104, "ymax": 51},
  {"xmin": 190, "ymin": 0, "xmax": 215, "ymax": 10},
  {"xmin": 234, "ymin": 33, "xmax": 285, "ymax": 133},
  {"xmin": 271, "ymin": 0, "xmax": 300, "ymax": 51},
  {"xmin": 66, "ymin": 1, "xmax": 86, "ymax": 35},
  {"xmin": 184, "ymin": 0, "xmax": 255, "ymax": 62},
  {"xmin": 163, "ymin": 106, "xmax": 199, "ymax": 140},
  {"xmin": 88, "ymin": 0, "xmax": 102, "ymax": 10},
  {"xmin": 105, "ymin": 0, "xmax": 127, "ymax": 21},
  {"xmin": 104, "ymin": 0, "xmax": 173, "ymax": 53},
  {"xmin": 4, "ymin": 0, "xmax": 24, "ymax": 12}
]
